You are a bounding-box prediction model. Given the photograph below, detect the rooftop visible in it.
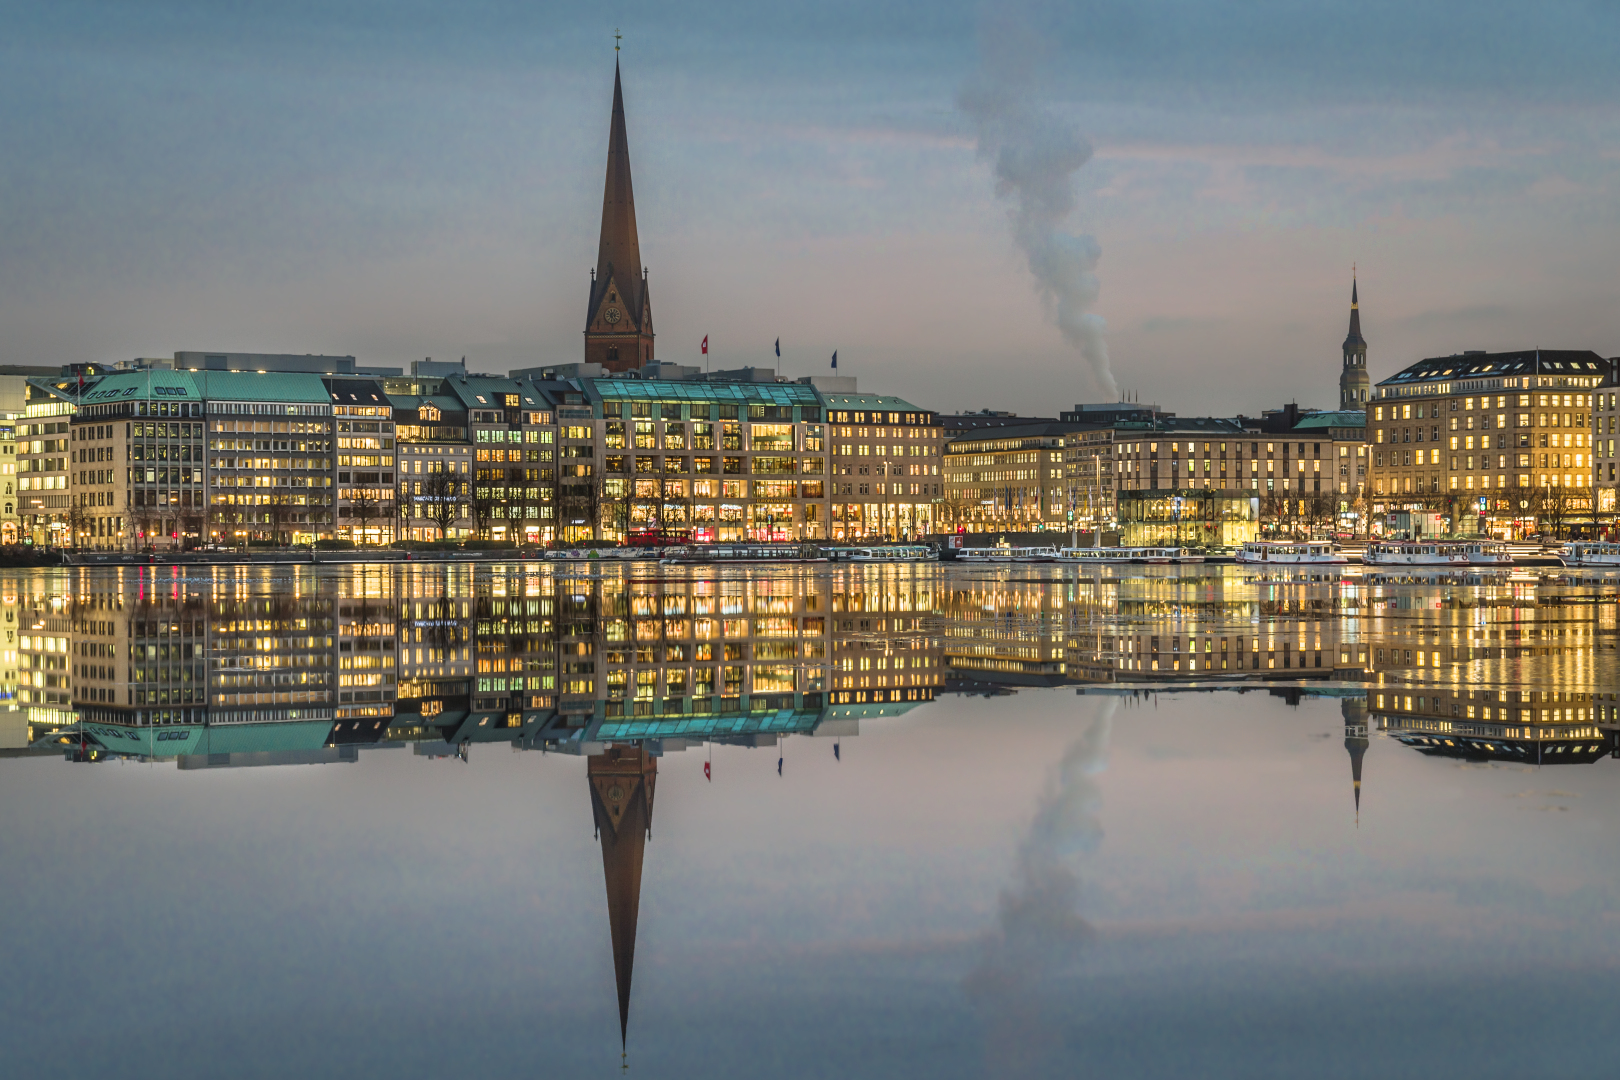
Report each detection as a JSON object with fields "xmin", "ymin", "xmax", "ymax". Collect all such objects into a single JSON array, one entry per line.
[
  {"xmin": 586, "ymin": 378, "xmax": 822, "ymax": 406},
  {"xmin": 1377, "ymin": 349, "xmax": 1608, "ymax": 387}
]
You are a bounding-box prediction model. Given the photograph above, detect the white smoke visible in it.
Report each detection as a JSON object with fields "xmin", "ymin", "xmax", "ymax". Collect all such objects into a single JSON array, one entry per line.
[
  {"xmin": 965, "ymin": 703, "xmax": 1115, "ymax": 1075},
  {"xmin": 959, "ymin": 13, "xmax": 1118, "ymax": 400}
]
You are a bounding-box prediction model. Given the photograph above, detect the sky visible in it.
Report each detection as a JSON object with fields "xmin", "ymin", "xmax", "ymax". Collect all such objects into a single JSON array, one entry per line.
[{"xmin": 3, "ymin": 0, "xmax": 1619, "ymax": 415}]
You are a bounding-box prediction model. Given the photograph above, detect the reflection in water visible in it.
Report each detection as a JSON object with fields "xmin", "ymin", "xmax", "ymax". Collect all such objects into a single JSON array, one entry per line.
[
  {"xmin": 588, "ymin": 745, "xmax": 657, "ymax": 1059},
  {"xmin": 2, "ymin": 561, "xmax": 1618, "ymax": 1059},
  {"xmin": 966, "ymin": 701, "xmax": 1113, "ymax": 1078}
]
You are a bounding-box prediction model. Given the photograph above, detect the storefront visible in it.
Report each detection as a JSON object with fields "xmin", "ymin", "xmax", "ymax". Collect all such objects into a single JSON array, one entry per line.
[{"xmin": 1117, "ymin": 489, "xmax": 1258, "ymax": 548}]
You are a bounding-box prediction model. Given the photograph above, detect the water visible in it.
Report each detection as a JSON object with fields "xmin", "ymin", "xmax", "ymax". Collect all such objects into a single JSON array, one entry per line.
[{"xmin": 2, "ymin": 562, "xmax": 1618, "ymax": 1078}]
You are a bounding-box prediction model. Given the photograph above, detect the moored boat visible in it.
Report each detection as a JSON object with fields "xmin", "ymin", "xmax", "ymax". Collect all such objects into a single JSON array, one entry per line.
[
  {"xmin": 1055, "ymin": 546, "xmax": 1204, "ymax": 564},
  {"xmin": 955, "ymin": 545, "xmax": 1057, "ymax": 563},
  {"xmin": 823, "ymin": 545, "xmax": 937, "ymax": 563},
  {"xmin": 1559, "ymin": 541, "xmax": 1620, "ymax": 568},
  {"xmin": 1235, "ymin": 541, "xmax": 1348, "ymax": 565},
  {"xmin": 1363, "ymin": 541, "xmax": 1469, "ymax": 566}
]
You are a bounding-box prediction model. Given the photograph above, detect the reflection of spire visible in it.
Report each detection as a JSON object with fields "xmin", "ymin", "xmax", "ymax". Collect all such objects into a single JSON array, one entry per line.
[
  {"xmin": 589, "ymin": 745, "xmax": 657, "ymax": 1053},
  {"xmin": 1342, "ymin": 698, "xmax": 1369, "ymax": 823}
]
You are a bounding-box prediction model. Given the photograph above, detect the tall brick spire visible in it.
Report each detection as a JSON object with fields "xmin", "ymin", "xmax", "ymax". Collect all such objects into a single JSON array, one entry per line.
[{"xmin": 585, "ymin": 60, "xmax": 655, "ymax": 371}]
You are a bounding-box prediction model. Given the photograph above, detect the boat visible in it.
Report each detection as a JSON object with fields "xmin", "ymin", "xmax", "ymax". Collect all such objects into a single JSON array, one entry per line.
[
  {"xmin": 1235, "ymin": 541, "xmax": 1348, "ymax": 565},
  {"xmin": 1362, "ymin": 541, "xmax": 1469, "ymax": 566},
  {"xmin": 1559, "ymin": 541, "xmax": 1620, "ymax": 568},
  {"xmin": 823, "ymin": 545, "xmax": 937, "ymax": 563},
  {"xmin": 659, "ymin": 543, "xmax": 827, "ymax": 564},
  {"xmin": 955, "ymin": 545, "xmax": 1058, "ymax": 563},
  {"xmin": 1055, "ymin": 546, "xmax": 1205, "ymax": 564},
  {"xmin": 1454, "ymin": 540, "xmax": 1513, "ymax": 566}
]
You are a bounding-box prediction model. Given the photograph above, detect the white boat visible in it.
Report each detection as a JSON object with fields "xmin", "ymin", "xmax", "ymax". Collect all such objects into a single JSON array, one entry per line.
[
  {"xmin": 1056, "ymin": 546, "xmax": 1204, "ymax": 564},
  {"xmin": 1235, "ymin": 541, "xmax": 1348, "ymax": 565},
  {"xmin": 1455, "ymin": 540, "xmax": 1513, "ymax": 566},
  {"xmin": 824, "ymin": 545, "xmax": 938, "ymax": 563},
  {"xmin": 1560, "ymin": 541, "xmax": 1620, "ymax": 568},
  {"xmin": 1363, "ymin": 541, "xmax": 1468, "ymax": 566},
  {"xmin": 956, "ymin": 545, "xmax": 1057, "ymax": 563}
]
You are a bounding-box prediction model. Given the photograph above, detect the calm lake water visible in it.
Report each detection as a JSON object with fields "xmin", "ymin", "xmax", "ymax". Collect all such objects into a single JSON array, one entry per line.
[{"xmin": 2, "ymin": 561, "xmax": 1617, "ymax": 1079}]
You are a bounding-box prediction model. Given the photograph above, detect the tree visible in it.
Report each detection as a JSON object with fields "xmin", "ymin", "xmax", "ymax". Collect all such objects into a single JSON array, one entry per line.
[
  {"xmin": 349, "ymin": 488, "xmax": 380, "ymax": 543},
  {"xmin": 129, "ymin": 500, "xmax": 159, "ymax": 549},
  {"xmin": 64, "ymin": 502, "xmax": 91, "ymax": 549},
  {"xmin": 422, "ymin": 468, "xmax": 464, "ymax": 540},
  {"xmin": 178, "ymin": 509, "xmax": 204, "ymax": 549},
  {"xmin": 467, "ymin": 484, "xmax": 499, "ymax": 540},
  {"xmin": 269, "ymin": 499, "xmax": 298, "ymax": 546},
  {"xmin": 1531, "ymin": 484, "xmax": 1576, "ymax": 541},
  {"xmin": 397, "ymin": 486, "xmax": 414, "ymax": 543}
]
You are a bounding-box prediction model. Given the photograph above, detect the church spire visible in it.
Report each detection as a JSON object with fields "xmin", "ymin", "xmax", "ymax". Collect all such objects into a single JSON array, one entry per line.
[
  {"xmin": 1344, "ymin": 272, "xmax": 1366, "ymax": 351},
  {"xmin": 585, "ymin": 57, "xmax": 656, "ymax": 371},
  {"xmin": 589, "ymin": 746, "xmax": 658, "ymax": 1052},
  {"xmin": 1338, "ymin": 270, "xmax": 1370, "ymax": 410}
]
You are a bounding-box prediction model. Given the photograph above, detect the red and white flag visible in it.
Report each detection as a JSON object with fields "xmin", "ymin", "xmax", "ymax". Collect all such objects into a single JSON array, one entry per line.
[
  {"xmin": 703, "ymin": 760, "xmax": 711, "ymax": 781},
  {"xmin": 701, "ymin": 335, "xmax": 708, "ymax": 355}
]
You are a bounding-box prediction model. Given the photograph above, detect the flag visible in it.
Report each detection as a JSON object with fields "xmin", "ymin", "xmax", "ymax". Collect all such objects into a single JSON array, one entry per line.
[
  {"xmin": 701, "ymin": 335, "xmax": 708, "ymax": 355},
  {"xmin": 834, "ymin": 743, "xmax": 840, "ymax": 762},
  {"xmin": 703, "ymin": 760, "xmax": 711, "ymax": 781},
  {"xmin": 775, "ymin": 338, "xmax": 780, "ymax": 358},
  {"xmin": 831, "ymin": 351, "xmax": 838, "ymax": 370},
  {"xmin": 777, "ymin": 755, "xmax": 783, "ymax": 776}
]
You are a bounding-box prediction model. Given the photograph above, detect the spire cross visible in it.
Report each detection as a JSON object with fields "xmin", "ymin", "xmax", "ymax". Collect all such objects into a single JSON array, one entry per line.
[{"xmin": 614, "ymin": 28, "xmax": 621, "ymax": 53}]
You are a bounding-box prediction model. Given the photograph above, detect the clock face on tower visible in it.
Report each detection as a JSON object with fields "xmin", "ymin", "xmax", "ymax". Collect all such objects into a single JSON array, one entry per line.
[{"xmin": 603, "ymin": 307, "xmax": 622, "ymax": 325}]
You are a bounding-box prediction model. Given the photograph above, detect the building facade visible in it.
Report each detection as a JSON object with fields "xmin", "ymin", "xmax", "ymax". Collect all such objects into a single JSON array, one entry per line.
[
  {"xmin": 1594, "ymin": 378, "xmax": 1618, "ymax": 534},
  {"xmin": 822, "ymin": 393, "xmax": 943, "ymax": 541},
  {"xmin": 942, "ymin": 423, "xmax": 1080, "ymax": 533},
  {"xmin": 1368, "ymin": 350, "xmax": 1610, "ymax": 537},
  {"xmin": 20, "ymin": 378, "xmax": 77, "ymax": 545}
]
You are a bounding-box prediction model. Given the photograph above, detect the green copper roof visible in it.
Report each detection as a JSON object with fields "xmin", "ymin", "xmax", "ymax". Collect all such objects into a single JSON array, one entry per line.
[
  {"xmin": 1291, "ymin": 410, "xmax": 1367, "ymax": 431},
  {"xmin": 191, "ymin": 371, "xmax": 332, "ymax": 403},
  {"xmin": 819, "ymin": 392, "xmax": 927, "ymax": 412},
  {"xmin": 80, "ymin": 371, "xmax": 201, "ymax": 403},
  {"xmin": 587, "ymin": 378, "xmax": 821, "ymax": 406}
]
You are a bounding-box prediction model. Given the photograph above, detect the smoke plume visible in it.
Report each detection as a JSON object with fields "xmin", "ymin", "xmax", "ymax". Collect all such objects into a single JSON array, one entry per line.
[
  {"xmin": 965, "ymin": 703, "xmax": 1115, "ymax": 1076},
  {"xmin": 959, "ymin": 13, "xmax": 1118, "ymax": 400}
]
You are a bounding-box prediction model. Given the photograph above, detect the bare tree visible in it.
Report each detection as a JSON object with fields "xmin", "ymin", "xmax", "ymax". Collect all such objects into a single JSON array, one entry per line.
[
  {"xmin": 468, "ymin": 484, "xmax": 499, "ymax": 540},
  {"xmin": 269, "ymin": 499, "xmax": 298, "ymax": 546},
  {"xmin": 178, "ymin": 508, "xmax": 204, "ymax": 550},
  {"xmin": 64, "ymin": 502, "xmax": 91, "ymax": 549},
  {"xmin": 349, "ymin": 488, "xmax": 379, "ymax": 544},
  {"xmin": 422, "ymin": 468, "xmax": 464, "ymax": 541}
]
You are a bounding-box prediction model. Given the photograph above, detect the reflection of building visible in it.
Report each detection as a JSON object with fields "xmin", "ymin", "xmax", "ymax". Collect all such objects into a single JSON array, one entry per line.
[
  {"xmin": 588, "ymin": 745, "xmax": 656, "ymax": 1051},
  {"xmin": 1343, "ymin": 697, "xmax": 1368, "ymax": 818}
]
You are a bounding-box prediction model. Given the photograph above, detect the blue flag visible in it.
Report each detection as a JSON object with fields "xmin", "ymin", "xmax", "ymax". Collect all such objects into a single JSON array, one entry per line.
[
  {"xmin": 831, "ymin": 351, "xmax": 838, "ymax": 370},
  {"xmin": 775, "ymin": 338, "xmax": 780, "ymax": 357},
  {"xmin": 834, "ymin": 743, "xmax": 840, "ymax": 762},
  {"xmin": 777, "ymin": 754, "xmax": 783, "ymax": 776}
]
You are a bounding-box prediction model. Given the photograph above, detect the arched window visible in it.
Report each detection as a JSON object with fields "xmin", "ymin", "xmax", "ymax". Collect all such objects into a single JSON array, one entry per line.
[{"xmin": 606, "ymin": 346, "xmax": 620, "ymax": 363}]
